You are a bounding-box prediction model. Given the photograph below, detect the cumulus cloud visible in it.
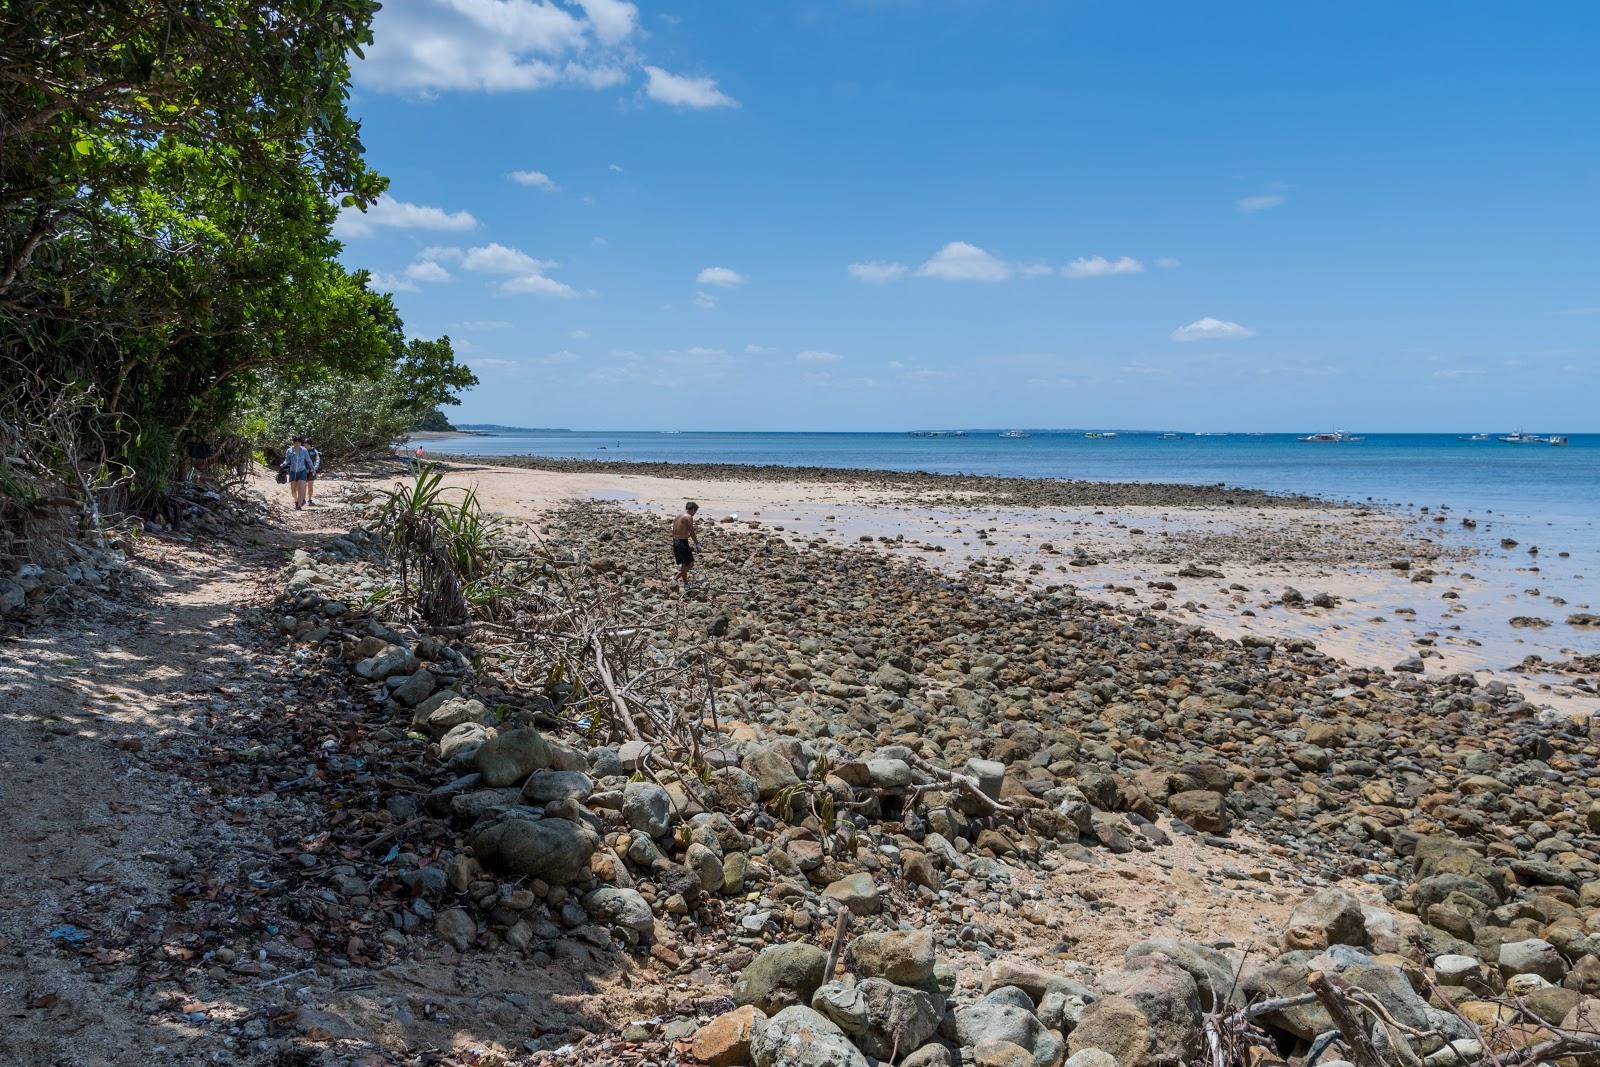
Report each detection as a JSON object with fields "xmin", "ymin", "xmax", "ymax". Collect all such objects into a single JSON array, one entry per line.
[
  {"xmin": 404, "ymin": 259, "xmax": 452, "ymax": 283},
  {"xmin": 365, "ymin": 271, "xmax": 417, "ymax": 293},
  {"xmin": 693, "ymin": 291, "xmax": 716, "ymax": 309},
  {"xmin": 422, "ymin": 242, "xmax": 574, "ymax": 297},
  {"xmin": 848, "ymin": 261, "xmax": 908, "ymax": 283},
  {"xmin": 1171, "ymin": 317, "xmax": 1255, "ymax": 342},
  {"xmin": 797, "ymin": 350, "xmax": 842, "ymax": 363},
  {"xmin": 502, "ymin": 273, "xmax": 577, "ymax": 297},
  {"xmin": 1063, "ymin": 255, "xmax": 1144, "ymax": 278},
  {"xmin": 644, "ymin": 66, "xmax": 739, "ymax": 108},
  {"xmin": 916, "ymin": 241, "xmax": 1011, "ymax": 282},
  {"xmin": 574, "ymin": 0, "xmax": 637, "ymax": 44},
  {"xmin": 509, "ymin": 169, "xmax": 560, "ymax": 191},
  {"xmin": 334, "ymin": 194, "xmax": 477, "ymax": 238},
  {"xmin": 745, "ymin": 343, "xmax": 775, "ymax": 354},
  {"xmin": 356, "ymin": 0, "xmax": 631, "ymax": 94},
  {"xmin": 696, "ymin": 266, "xmax": 747, "ymax": 287},
  {"xmin": 1238, "ymin": 194, "xmax": 1286, "ymax": 213}
]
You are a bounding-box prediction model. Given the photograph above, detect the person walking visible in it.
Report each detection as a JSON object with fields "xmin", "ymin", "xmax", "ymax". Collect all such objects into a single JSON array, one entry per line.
[
  {"xmin": 671, "ymin": 501, "xmax": 700, "ymax": 591},
  {"xmin": 284, "ymin": 436, "xmax": 311, "ymax": 509},
  {"xmin": 304, "ymin": 441, "xmax": 323, "ymax": 506}
]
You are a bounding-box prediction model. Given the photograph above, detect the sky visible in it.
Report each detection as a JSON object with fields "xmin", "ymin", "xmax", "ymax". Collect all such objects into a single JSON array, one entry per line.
[{"xmin": 337, "ymin": 1, "xmax": 1600, "ymax": 432}]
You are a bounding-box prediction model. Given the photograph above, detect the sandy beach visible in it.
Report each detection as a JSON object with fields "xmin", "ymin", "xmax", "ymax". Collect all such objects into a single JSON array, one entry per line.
[{"xmin": 343, "ymin": 453, "xmax": 1598, "ymax": 718}]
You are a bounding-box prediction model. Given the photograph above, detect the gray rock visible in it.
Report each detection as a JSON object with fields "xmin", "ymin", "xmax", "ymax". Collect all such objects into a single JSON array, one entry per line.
[
  {"xmin": 1125, "ymin": 939, "xmax": 1240, "ymax": 1012},
  {"xmin": 751, "ymin": 1005, "xmax": 868, "ymax": 1067},
  {"xmin": 522, "ymin": 770, "xmax": 595, "ymax": 805},
  {"xmin": 623, "ymin": 781, "xmax": 674, "ymax": 837},
  {"xmin": 1499, "ymin": 938, "xmax": 1567, "ymax": 983},
  {"xmin": 1099, "ymin": 956, "xmax": 1202, "ymax": 1060},
  {"xmin": 357, "ymin": 643, "xmax": 420, "ymax": 680},
  {"xmin": 1285, "ymin": 887, "xmax": 1367, "ymax": 948},
  {"xmin": 421, "ymin": 696, "xmax": 487, "ymax": 733},
  {"xmin": 811, "ymin": 978, "xmax": 941, "ymax": 1059},
  {"xmin": 1063, "ymin": 1052, "xmax": 1118, "ymax": 1067},
  {"xmin": 388, "ymin": 668, "xmax": 436, "ymax": 706},
  {"xmin": 743, "ymin": 747, "xmax": 802, "ymax": 800},
  {"xmin": 735, "ymin": 943, "xmax": 830, "ymax": 1015},
  {"xmin": 473, "ymin": 728, "xmax": 553, "ymax": 787},
  {"xmin": 686, "ymin": 842, "xmax": 726, "ymax": 893},
  {"xmin": 848, "ymin": 930, "xmax": 936, "ymax": 986},
  {"xmin": 822, "ymin": 872, "xmax": 881, "ymax": 916},
  {"xmin": 951, "ymin": 995, "xmax": 1064, "ymax": 1067},
  {"xmin": 582, "ymin": 887, "xmax": 655, "ymax": 939},
  {"xmin": 866, "ymin": 758, "xmax": 913, "ymax": 788},
  {"xmin": 964, "ymin": 758, "xmax": 1006, "ymax": 800},
  {"xmin": 439, "ymin": 722, "xmax": 490, "ymax": 762},
  {"xmin": 1068, "ymin": 996, "xmax": 1151, "ymax": 1066},
  {"xmin": 1433, "ymin": 954, "xmax": 1481, "ymax": 987},
  {"xmin": 470, "ymin": 815, "xmax": 596, "ymax": 884}
]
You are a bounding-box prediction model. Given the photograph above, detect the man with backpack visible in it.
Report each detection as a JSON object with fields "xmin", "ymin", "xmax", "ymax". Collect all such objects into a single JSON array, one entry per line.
[{"xmin": 284, "ymin": 436, "xmax": 311, "ymax": 510}]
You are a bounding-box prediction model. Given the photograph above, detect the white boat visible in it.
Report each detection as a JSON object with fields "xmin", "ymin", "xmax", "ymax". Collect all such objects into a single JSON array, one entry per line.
[
  {"xmin": 1084, "ymin": 431, "xmax": 1118, "ymax": 439},
  {"xmin": 1499, "ymin": 430, "xmax": 1547, "ymax": 444},
  {"xmin": 1299, "ymin": 430, "xmax": 1364, "ymax": 443},
  {"xmin": 1548, "ymin": 435, "xmax": 1569, "ymax": 446},
  {"xmin": 999, "ymin": 429, "xmax": 1030, "ymax": 439},
  {"xmin": 1158, "ymin": 432, "xmax": 1183, "ymax": 439}
]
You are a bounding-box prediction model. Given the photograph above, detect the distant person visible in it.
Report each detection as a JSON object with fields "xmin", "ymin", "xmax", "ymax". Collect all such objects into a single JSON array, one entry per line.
[
  {"xmin": 305, "ymin": 441, "xmax": 323, "ymax": 506},
  {"xmin": 671, "ymin": 502, "xmax": 700, "ymax": 590},
  {"xmin": 284, "ymin": 436, "xmax": 311, "ymax": 510},
  {"xmin": 415, "ymin": 443, "xmax": 425, "ymax": 467}
]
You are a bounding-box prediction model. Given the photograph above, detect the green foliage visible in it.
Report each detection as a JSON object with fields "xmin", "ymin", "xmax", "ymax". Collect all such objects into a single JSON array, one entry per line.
[
  {"xmin": 0, "ymin": 0, "xmax": 458, "ymax": 510},
  {"xmin": 373, "ymin": 464, "xmax": 500, "ymax": 625}
]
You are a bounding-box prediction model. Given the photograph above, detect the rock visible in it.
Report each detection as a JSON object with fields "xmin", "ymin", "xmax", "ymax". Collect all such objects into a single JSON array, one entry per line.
[
  {"xmin": 901, "ymin": 1045, "xmax": 956, "ymax": 1067},
  {"xmin": 822, "ymin": 873, "xmax": 881, "ymax": 916},
  {"xmin": 1167, "ymin": 790, "xmax": 1230, "ymax": 833},
  {"xmin": 735, "ymin": 943, "xmax": 830, "ymax": 1015},
  {"xmin": 522, "ymin": 770, "xmax": 594, "ymax": 804},
  {"xmin": 623, "ymin": 781, "xmax": 673, "ymax": 837},
  {"xmin": 434, "ymin": 907, "xmax": 477, "ymax": 950},
  {"xmin": 751, "ymin": 1005, "xmax": 868, "ymax": 1067},
  {"xmin": 1063, "ymin": 1052, "xmax": 1119, "ymax": 1067},
  {"xmin": 973, "ymin": 1040, "xmax": 1037, "ymax": 1067},
  {"xmin": 1499, "ymin": 939, "xmax": 1566, "ymax": 983},
  {"xmin": 419, "ymin": 695, "xmax": 486, "ymax": 733},
  {"xmin": 389, "ymin": 668, "xmax": 436, "ymax": 706},
  {"xmin": 744, "ymin": 747, "xmax": 802, "ymax": 800},
  {"xmin": 848, "ymin": 930, "xmax": 935, "ymax": 985},
  {"xmin": 473, "ymin": 728, "xmax": 553, "ymax": 787},
  {"xmin": 1125, "ymin": 940, "xmax": 1238, "ymax": 1012},
  {"xmin": 983, "ymin": 959, "xmax": 1092, "ymax": 1004},
  {"xmin": 1561, "ymin": 997, "xmax": 1600, "ymax": 1035},
  {"xmin": 694, "ymin": 1005, "xmax": 765, "ymax": 1067},
  {"xmin": 1099, "ymin": 957, "xmax": 1202, "ymax": 1060},
  {"xmin": 470, "ymin": 815, "xmax": 597, "ymax": 884},
  {"xmin": 1433, "ymin": 954, "xmax": 1482, "ymax": 987},
  {"xmin": 357, "ymin": 643, "xmax": 420, "ymax": 679},
  {"xmin": 1067, "ymin": 996, "xmax": 1152, "ymax": 1067},
  {"xmin": 582, "ymin": 887, "xmax": 654, "ymax": 938},
  {"xmin": 811, "ymin": 978, "xmax": 941, "ymax": 1060},
  {"xmin": 439, "ymin": 722, "xmax": 490, "ymax": 762},
  {"xmin": 965, "ymin": 758, "xmax": 1006, "ymax": 801},
  {"xmin": 686, "ymin": 842, "xmax": 725, "ymax": 893},
  {"xmin": 866, "ymin": 757, "xmax": 913, "ymax": 788},
  {"xmin": 1284, "ymin": 887, "xmax": 1367, "ymax": 950},
  {"xmin": 952, "ymin": 995, "xmax": 1064, "ymax": 1067}
]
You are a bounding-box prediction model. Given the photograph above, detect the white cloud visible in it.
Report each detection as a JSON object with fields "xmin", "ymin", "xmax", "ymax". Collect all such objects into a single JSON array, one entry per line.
[
  {"xmin": 1017, "ymin": 262, "xmax": 1055, "ymax": 278},
  {"xmin": 502, "ymin": 273, "xmax": 577, "ymax": 297},
  {"xmin": 509, "ymin": 169, "xmax": 560, "ymax": 191},
  {"xmin": 567, "ymin": 328, "xmax": 591, "ymax": 339},
  {"xmin": 455, "ymin": 319, "xmax": 511, "ymax": 330},
  {"xmin": 1238, "ymin": 194, "xmax": 1286, "ymax": 213},
  {"xmin": 1171, "ymin": 317, "xmax": 1255, "ymax": 342},
  {"xmin": 797, "ymin": 350, "xmax": 842, "ymax": 363},
  {"xmin": 461, "ymin": 242, "xmax": 555, "ymax": 275},
  {"xmin": 643, "ymin": 65, "xmax": 739, "ymax": 109},
  {"xmin": 696, "ymin": 266, "xmax": 747, "ymax": 287},
  {"xmin": 574, "ymin": 0, "xmax": 637, "ymax": 45},
  {"xmin": 608, "ymin": 162, "xmax": 624, "ymax": 173},
  {"xmin": 916, "ymin": 241, "xmax": 1011, "ymax": 282},
  {"xmin": 365, "ymin": 271, "xmax": 417, "ymax": 293},
  {"xmin": 1063, "ymin": 255, "xmax": 1144, "ymax": 278},
  {"xmin": 848, "ymin": 261, "xmax": 908, "ymax": 283},
  {"xmin": 356, "ymin": 0, "xmax": 632, "ymax": 94},
  {"xmin": 1156, "ymin": 257, "xmax": 1181, "ymax": 269},
  {"xmin": 745, "ymin": 343, "xmax": 775, "ymax": 354},
  {"xmin": 334, "ymin": 193, "xmax": 477, "ymax": 238},
  {"xmin": 887, "ymin": 360, "xmax": 904, "ymax": 370},
  {"xmin": 684, "ymin": 346, "xmax": 725, "ymax": 358},
  {"xmin": 405, "ymin": 259, "xmax": 452, "ymax": 283},
  {"xmin": 693, "ymin": 291, "xmax": 716, "ymax": 309}
]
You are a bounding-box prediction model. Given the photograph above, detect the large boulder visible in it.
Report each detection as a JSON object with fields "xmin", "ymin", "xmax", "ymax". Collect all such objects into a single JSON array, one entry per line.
[
  {"xmin": 623, "ymin": 781, "xmax": 673, "ymax": 837},
  {"xmin": 951, "ymin": 993, "xmax": 1064, "ymax": 1067},
  {"xmin": 1283, "ymin": 887, "xmax": 1367, "ymax": 950},
  {"xmin": 752, "ymin": 1005, "xmax": 869, "ymax": 1067},
  {"xmin": 470, "ymin": 814, "xmax": 596, "ymax": 884},
  {"xmin": 811, "ymin": 978, "xmax": 942, "ymax": 1059},
  {"xmin": 1068, "ymin": 996, "xmax": 1152, "ymax": 1067},
  {"xmin": 473, "ymin": 729, "xmax": 553, "ymax": 787},
  {"xmin": 848, "ymin": 930, "xmax": 936, "ymax": 986},
  {"xmin": 1125, "ymin": 940, "xmax": 1239, "ymax": 1012},
  {"xmin": 735, "ymin": 943, "xmax": 831, "ymax": 1015},
  {"xmin": 743, "ymin": 747, "xmax": 802, "ymax": 800},
  {"xmin": 1499, "ymin": 939, "xmax": 1567, "ymax": 983},
  {"xmin": 522, "ymin": 770, "xmax": 594, "ymax": 804},
  {"xmin": 581, "ymin": 887, "xmax": 654, "ymax": 939},
  {"xmin": 823, "ymin": 873, "xmax": 881, "ymax": 916},
  {"xmin": 1098, "ymin": 956, "xmax": 1202, "ymax": 1061},
  {"xmin": 1167, "ymin": 790, "xmax": 1230, "ymax": 833}
]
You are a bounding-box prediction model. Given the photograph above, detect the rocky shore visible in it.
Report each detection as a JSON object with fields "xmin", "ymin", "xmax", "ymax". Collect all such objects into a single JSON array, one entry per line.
[
  {"xmin": 448, "ymin": 453, "xmax": 1331, "ymax": 510},
  {"xmin": 248, "ymin": 493, "xmax": 1600, "ymax": 1065}
]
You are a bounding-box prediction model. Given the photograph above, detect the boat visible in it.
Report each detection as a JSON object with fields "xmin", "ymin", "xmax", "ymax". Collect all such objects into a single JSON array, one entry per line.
[
  {"xmin": 1461, "ymin": 433, "xmax": 1490, "ymax": 441},
  {"xmin": 1084, "ymin": 431, "xmax": 1118, "ymax": 439},
  {"xmin": 1158, "ymin": 432, "xmax": 1183, "ymax": 439},
  {"xmin": 1499, "ymin": 430, "xmax": 1547, "ymax": 444},
  {"xmin": 908, "ymin": 430, "xmax": 968, "ymax": 438},
  {"xmin": 1194, "ymin": 431, "xmax": 1229, "ymax": 437},
  {"xmin": 999, "ymin": 429, "xmax": 1030, "ymax": 439},
  {"xmin": 1298, "ymin": 430, "xmax": 1365, "ymax": 443},
  {"xmin": 1548, "ymin": 435, "xmax": 1569, "ymax": 446}
]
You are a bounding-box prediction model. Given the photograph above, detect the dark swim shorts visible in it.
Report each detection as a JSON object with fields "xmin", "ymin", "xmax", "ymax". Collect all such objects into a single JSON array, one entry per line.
[{"xmin": 673, "ymin": 539, "xmax": 694, "ymax": 566}]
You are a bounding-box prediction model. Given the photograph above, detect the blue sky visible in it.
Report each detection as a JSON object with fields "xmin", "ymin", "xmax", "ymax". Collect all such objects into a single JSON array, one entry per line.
[{"xmin": 339, "ymin": 1, "xmax": 1599, "ymax": 431}]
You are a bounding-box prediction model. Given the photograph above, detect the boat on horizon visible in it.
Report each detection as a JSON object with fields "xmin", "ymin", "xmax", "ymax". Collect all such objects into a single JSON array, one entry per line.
[
  {"xmin": 1158, "ymin": 432, "xmax": 1183, "ymax": 439},
  {"xmin": 1499, "ymin": 430, "xmax": 1558, "ymax": 445},
  {"xmin": 1084, "ymin": 431, "xmax": 1118, "ymax": 439},
  {"xmin": 999, "ymin": 429, "xmax": 1030, "ymax": 439},
  {"xmin": 1299, "ymin": 430, "xmax": 1365, "ymax": 443},
  {"xmin": 1461, "ymin": 433, "xmax": 1491, "ymax": 441}
]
